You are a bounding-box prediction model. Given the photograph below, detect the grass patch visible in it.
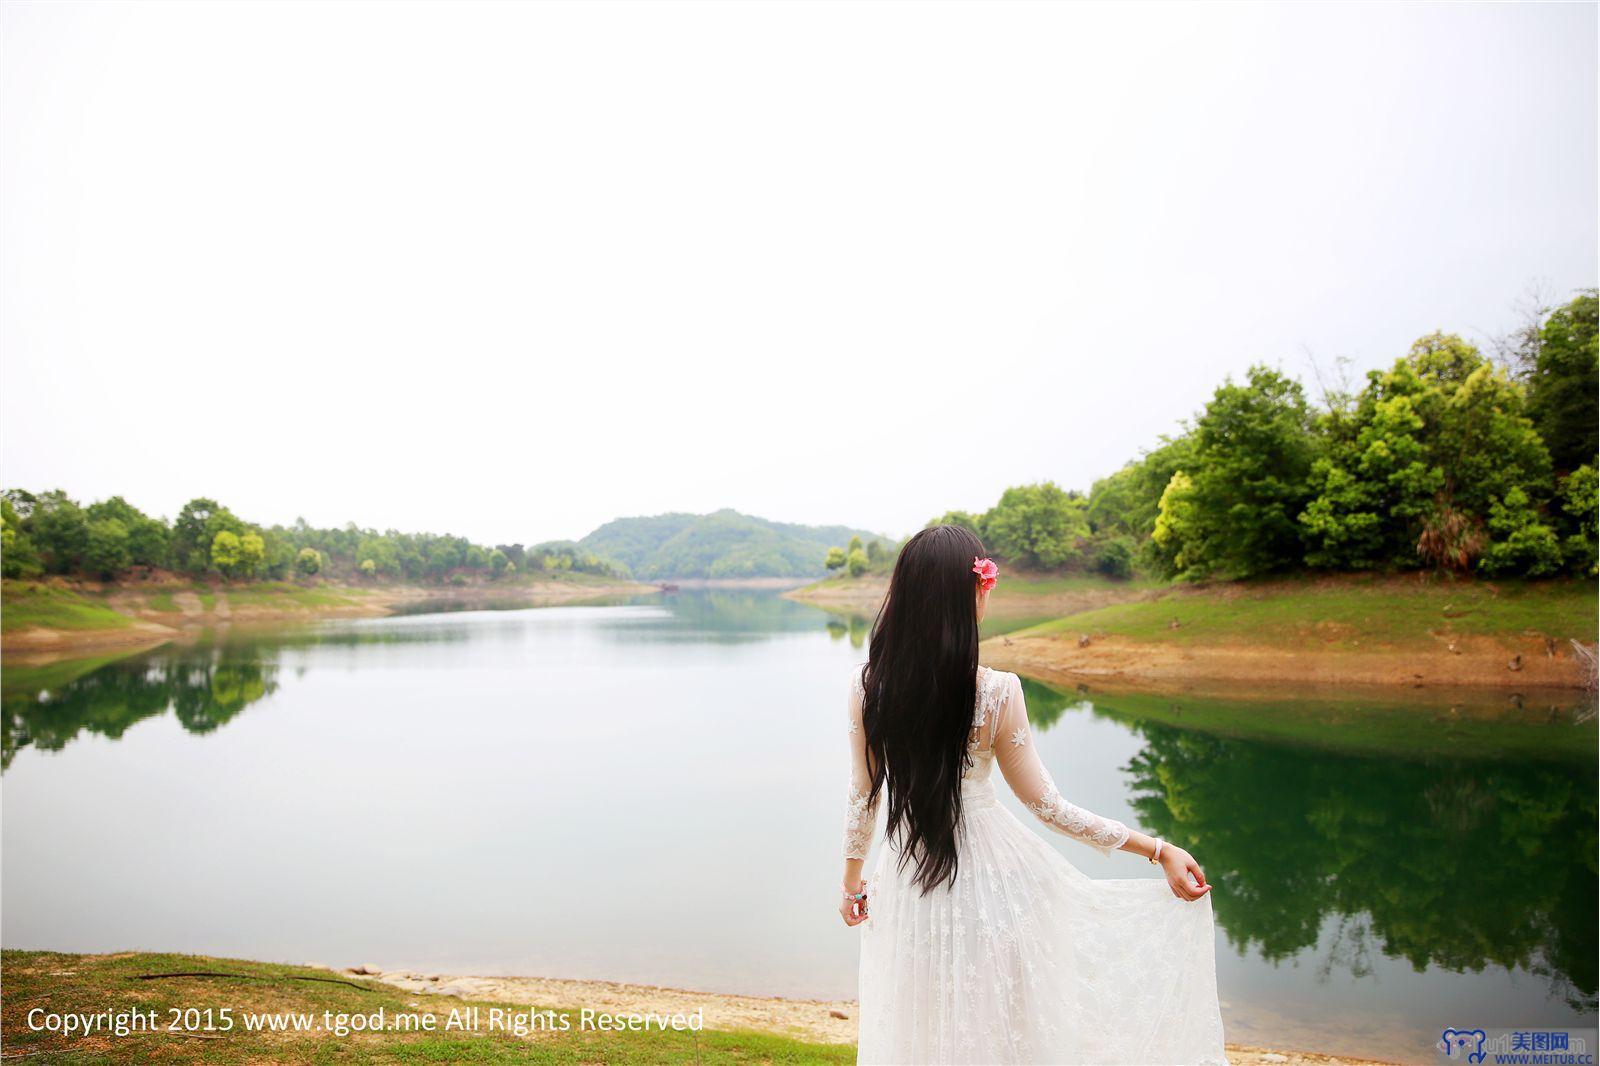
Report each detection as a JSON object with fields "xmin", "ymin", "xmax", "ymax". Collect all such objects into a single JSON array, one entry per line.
[
  {"xmin": 144, "ymin": 591, "xmax": 180, "ymax": 613},
  {"xmin": 1, "ymin": 950, "xmax": 855, "ymax": 1064},
  {"xmin": 222, "ymin": 582, "xmax": 360, "ymax": 609},
  {"xmin": 1, "ymin": 582, "xmax": 132, "ymax": 634},
  {"xmin": 1013, "ymin": 574, "xmax": 1597, "ymax": 650}
]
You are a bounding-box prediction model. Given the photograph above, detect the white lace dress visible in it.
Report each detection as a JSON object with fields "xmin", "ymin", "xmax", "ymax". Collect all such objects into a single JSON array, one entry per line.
[{"xmin": 844, "ymin": 666, "xmax": 1228, "ymax": 1065}]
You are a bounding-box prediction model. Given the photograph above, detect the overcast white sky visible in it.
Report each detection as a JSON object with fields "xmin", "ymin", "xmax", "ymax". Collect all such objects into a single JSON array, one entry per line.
[{"xmin": 2, "ymin": 2, "xmax": 1595, "ymax": 545}]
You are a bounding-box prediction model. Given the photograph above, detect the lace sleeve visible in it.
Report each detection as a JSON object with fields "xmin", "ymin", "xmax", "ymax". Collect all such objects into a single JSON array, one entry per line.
[
  {"xmin": 843, "ymin": 668, "xmax": 879, "ymax": 860},
  {"xmin": 992, "ymin": 671, "xmax": 1130, "ymax": 852}
]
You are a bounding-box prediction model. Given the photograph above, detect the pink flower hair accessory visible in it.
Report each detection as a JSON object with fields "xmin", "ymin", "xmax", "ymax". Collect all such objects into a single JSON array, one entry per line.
[{"xmin": 972, "ymin": 556, "xmax": 999, "ymax": 592}]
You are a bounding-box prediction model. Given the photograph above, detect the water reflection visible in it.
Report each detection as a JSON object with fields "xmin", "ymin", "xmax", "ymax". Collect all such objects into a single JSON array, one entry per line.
[
  {"xmin": 3, "ymin": 650, "xmax": 279, "ymax": 769},
  {"xmin": 1126, "ymin": 721, "xmax": 1596, "ymax": 1012},
  {"xmin": 1020, "ymin": 679, "xmax": 1599, "ymax": 1016},
  {"xmin": 824, "ymin": 615, "xmax": 870, "ymax": 649}
]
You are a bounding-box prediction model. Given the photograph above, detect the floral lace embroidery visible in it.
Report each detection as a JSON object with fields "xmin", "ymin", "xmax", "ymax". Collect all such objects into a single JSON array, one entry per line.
[
  {"xmin": 1009, "ymin": 728, "xmax": 1028, "ymax": 747},
  {"xmin": 844, "ymin": 667, "xmax": 876, "ymax": 859},
  {"xmin": 843, "ymin": 783, "xmax": 875, "ymax": 859},
  {"xmin": 970, "ymin": 668, "xmax": 1005, "ymax": 734},
  {"xmin": 1027, "ymin": 768, "xmax": 1130, "ymax": 852}
]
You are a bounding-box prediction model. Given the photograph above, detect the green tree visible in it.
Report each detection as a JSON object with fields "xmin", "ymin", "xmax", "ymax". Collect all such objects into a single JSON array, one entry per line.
[
  {"xmin": 1091, "ymin": 535, "xmax": 1136, "ymax": 579},
  {"xmin": 1437, "ymin": 363, "xmax": 1552, "ymax": 519},
  {"xmin": 210, "ymin": 530, "xmax": 243, "ymax": 576},
  {"xmin": 356, "ymin": 536, "xmax": 401, "ymax": 577},
  {"xmin": 237, "ymin": 532, "xmax": 266, "ymax": 578},
  {"xmin": 172, "ymin": 498, "xmax": 222, "ymax": 573},
  {"xmin": 928, "ymin": 510, "xmax": 984, "ymax": 535},
  {"xmin": 1523, "ymin": 291, "xmax": 1599, "ymax": 472},
  {"xmin": 824, "ymin": 546, "xmax": 847, "ymax": 571},
  {"xmin": 28, "ymin": 490, "xmax": 90, "ymax": 574},
  {"xmin": 1299, "ymin": 389, "xmax": 1438, "ymax": 569},
  {"xmin": 1087, "ymin": 436, "xmax": 1197, "ymax": 543},
  {"xmin": 359, "ymin": 558, "xmax": 377, "ymax": 577},
  {"xmin": 489, "ymin": 548, "xmax": 510, "ymax": 577},
  {"xmin": 1, "ymin": 495, "xmax": 42, "ymax": 578},
  {"xmin": 258, "ymin": 527, "xmax": 294, "ymax": 579},
  {"xmin": 1558, "ymin": 464, "xmax": 1597, "ymax": 575},
  {"xmin": 86, "ymin": 496, "xmax": 168, "ymax": 568},
  {"xmin": 847, "ymin": 535, "xmax": 864, "ymax": 556},
  {"xmin": 1151, "ymin": 471, "xmax": 1198, "ymax": 575},
  {"xmin": 173, "ymin": 498, "xmax": 247, "ymax": 575},
  {"xmin": 846, "ymin": 548, "xmax": 869, "ymax": 577},
  {"xmin": 1154, "ymin": 367, "xmax": 1315, "ymax": 579},
  {"xmin": 1478, "ymin": 487, "xmax": 1562, "ymax": 576},
  {"xmin": 82, "ymin": 518, "xmax": 132, "ymax": 577},
  {"xmin": 1299, "ymin": 336, "xmax": 1557, "ymax": 575},
  {"xmin": 294, "ymin": 547, "xmax": 322, "ymax": 577},
  {"xmin": 982, "ymin": 482, "xmax": 1089, "ymax": 569}
]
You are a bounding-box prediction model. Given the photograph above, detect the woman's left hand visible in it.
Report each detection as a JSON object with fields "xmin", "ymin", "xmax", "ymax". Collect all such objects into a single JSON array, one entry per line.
[
  {"xmin": 1159, "ymin": 845, "xmax": 1211, "ymax": 901},
  {"xmin": 839, "ymin": 880, "xmax": 869, "ymax": 926}
]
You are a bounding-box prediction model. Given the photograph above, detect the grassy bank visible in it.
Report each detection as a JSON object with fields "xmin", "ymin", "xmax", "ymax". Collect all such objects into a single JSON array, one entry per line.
[
  {"xmin": 1012, "ymin": 573, "xmax": 1595, "ymax": 650},
  {"xmin": 985, "ymin": 574, "xmax": 1597, "ymax": 691},
  {"xmin": 1, "ymin": 582, "xmax": 135, "ymax": 633},
  {"xmin": 0, "ymin": 950, "xmax": 852, "ymax": 1064}
]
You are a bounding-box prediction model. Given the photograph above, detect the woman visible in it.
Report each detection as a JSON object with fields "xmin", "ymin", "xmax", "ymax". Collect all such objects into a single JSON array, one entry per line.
[{"xmin": 839, "ymin": 525, "xmax": 1227, "ymax": 1065}]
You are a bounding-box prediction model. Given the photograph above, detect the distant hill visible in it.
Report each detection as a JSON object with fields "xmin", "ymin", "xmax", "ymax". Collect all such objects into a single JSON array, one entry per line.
[{"xmin": 579, "ymin": 509, "xmax": 880, "ymax": 579}]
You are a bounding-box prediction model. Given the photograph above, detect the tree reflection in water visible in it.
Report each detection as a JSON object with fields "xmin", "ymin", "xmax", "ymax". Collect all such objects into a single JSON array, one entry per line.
[
  {"xmin": 2, "ymin": 625, "xmax": 468, "ymax": 769},
  {"xmin": 3, "ymin": 650, "xmax": 278, "ymax": 768},
  {"xmin": 1020, "ymin": 677, "xmax": 1598, "ymax": 1014}
]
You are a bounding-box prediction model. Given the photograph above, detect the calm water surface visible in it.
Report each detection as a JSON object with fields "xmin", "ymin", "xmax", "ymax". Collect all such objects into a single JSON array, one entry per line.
[{"xmin": 3, "ymin": 590, "xmax": 1594, "ymax": 1062}]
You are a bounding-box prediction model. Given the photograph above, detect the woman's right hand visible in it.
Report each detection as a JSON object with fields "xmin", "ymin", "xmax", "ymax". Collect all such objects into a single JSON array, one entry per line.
[
  {"xmin": 1159, "ymin": 845, "xmax": 1211, "ymax": 901},
  {"xmin": 839, "ymin": 880, "xmax": 869, "ymax": 926}
]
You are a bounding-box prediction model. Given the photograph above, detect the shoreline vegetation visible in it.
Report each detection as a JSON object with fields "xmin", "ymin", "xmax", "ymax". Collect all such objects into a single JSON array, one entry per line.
[
  {"xmin": 788, "ymin": 571, "xmax": 1598, "ymax": 691},
  {"xmin": 0, "ymin": 573, "xmax": 658, "ymax": 658},
  {"xmin": 799, "ymin": 297, "xmax": 1598, "ymax": 694},
  {"xmin": 0, "ymin": 950, "xmax": 1390, "ymax": 1065}
]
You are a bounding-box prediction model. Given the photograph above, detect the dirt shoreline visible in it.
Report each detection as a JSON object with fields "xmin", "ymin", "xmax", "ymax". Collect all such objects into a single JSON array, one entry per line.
[
  {"xmin": 1, "ymin": 578, "xmax": 658, "ymax": 659},
  {"xmin": 339, "ymin": 965, "xmax": 1392, "ymax": 1064},
  {"xmin": 984, "ymin": 631, "xmax": 1591, "ymax": 691}
]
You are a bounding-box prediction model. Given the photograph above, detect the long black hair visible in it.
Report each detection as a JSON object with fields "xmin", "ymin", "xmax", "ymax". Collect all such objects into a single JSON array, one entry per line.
[{"xmin": 861, "ymin": 524, "xmax": 984, "ymax": 894}]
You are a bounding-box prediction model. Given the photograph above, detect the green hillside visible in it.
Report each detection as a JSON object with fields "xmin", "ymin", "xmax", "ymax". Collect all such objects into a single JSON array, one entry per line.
[{"xmin": 580, "ymin": 509, "xmax": 879, "ymax": 579}]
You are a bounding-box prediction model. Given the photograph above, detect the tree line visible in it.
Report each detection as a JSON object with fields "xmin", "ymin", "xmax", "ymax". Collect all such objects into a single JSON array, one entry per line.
[
  {"xmin": 928, "ymin": 291, "xmax": 1596, "ymax": 581},
  {"xmin": 823, "ymin": 535, "xmax": 899, "ymax": 578},
  {"xmin": 0, "ymin": 493, "xmax": 622, "ymax": 584}
]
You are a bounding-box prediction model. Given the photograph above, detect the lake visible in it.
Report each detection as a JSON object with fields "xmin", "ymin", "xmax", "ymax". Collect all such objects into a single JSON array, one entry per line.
[{"xmin": 2, "ymin": 589, "xmax": 1594, "ymax": 1063}]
